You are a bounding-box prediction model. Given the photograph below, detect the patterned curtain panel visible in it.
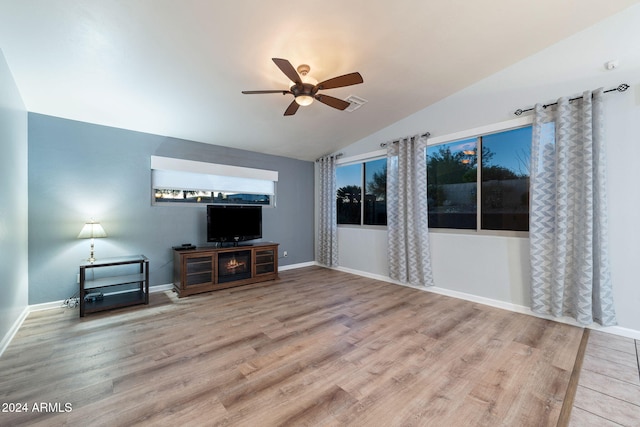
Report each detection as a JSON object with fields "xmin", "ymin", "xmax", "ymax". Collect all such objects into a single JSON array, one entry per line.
[
  {"xmin": 386, "ymin": 135, "xmax": 434, "ymax": 287},
  {"xmin": 530, "ymin": 89, "xmax": 616, "ymax": 326},
  {"xmin": 317, "ymin": 156, "xmax": 338, "ymax": 267}
]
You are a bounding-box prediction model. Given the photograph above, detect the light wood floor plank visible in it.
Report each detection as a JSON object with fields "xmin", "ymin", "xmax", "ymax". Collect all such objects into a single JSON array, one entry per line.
[
  {"xmin": 586, "ymin": 342, "xmax": 639, "ymax": 369},
  {"xmin": 578, "ymin": 369, "xmax": 640, "ymax": 406},
  {"xmin": 588, "ymin": 330, "xmax": 636, "ymax": 355},
  {"xmin": 569, "ymin": 406, "xmax": 623, "ymax": 427},
  {"xmin": 573, "ymin": 385, "xmax": 640, "ymax": 426},
  {"xmin": 582, "ymin": 354, "xmax": 640, "ymax": 386}
]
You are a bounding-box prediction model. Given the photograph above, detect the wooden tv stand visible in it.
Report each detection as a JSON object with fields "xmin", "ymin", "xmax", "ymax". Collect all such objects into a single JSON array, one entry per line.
[{"xmin": 172, "ymin": 242, "xmax": 279, "ymax": 297}]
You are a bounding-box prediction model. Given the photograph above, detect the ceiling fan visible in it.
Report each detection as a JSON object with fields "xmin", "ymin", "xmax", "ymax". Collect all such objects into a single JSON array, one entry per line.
[{"xmin": 242, "ymin": 58, "xmax": 363, "ymax": 116}]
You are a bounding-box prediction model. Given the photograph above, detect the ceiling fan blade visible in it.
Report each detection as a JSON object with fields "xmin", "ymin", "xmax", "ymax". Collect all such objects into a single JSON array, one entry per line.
[
  {"xmin": 316, "ymin": 72, "xmax": 363, "ymax": 90},
  {"xmin": 272, "ymin": 58, "xmax": 302, "ymax": 85},
  {"xmin": 284, "ymin": 100, "xmax": 300, "ymax": 116},
  {"xmin": 242, "ymin": 90, "xmax": 290, "ymax": 95},
  {"xmin": 315, "ymin": 94, "xmax": 351, "ymax": 111}
]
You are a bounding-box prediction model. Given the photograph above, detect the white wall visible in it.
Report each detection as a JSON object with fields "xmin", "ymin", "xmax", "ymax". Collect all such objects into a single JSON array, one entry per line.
[
  {"xmin": 338, "ymin": 227, "xmax": 388, "ymax": 276},
  {"xmin": 321, "ymin": 5, "xmax": 640, "ymax": 334},
  {"xmin": 0, "ymin": 49, "xmax": 29, "ymax": 354}
]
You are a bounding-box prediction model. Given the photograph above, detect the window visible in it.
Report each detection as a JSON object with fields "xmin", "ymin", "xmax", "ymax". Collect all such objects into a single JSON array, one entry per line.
[
  {"xmin": 336, "ymin": 163, "xmax": 361, "ymax": 224},
  {"xmin": 481, "ymin": 127, "xmax": 531, "ymax": 231},
  {"xmin": 151, "ymin": 156, "xmax": 277, "ymax": 206},
  {"xmin": 337, "ymin": 158, "xmax": 387, "ymax": 226},
  {"xmin": 426, "ymin": 138, "xmax": 477, "ymax": 229},
  {"xmin": 426, "ymin": 126, "xmax": 532, "ymax": 233},
  {"xmin": 154, "ymin": 190, "xmax": 271, "ymax": 205},
  {"xmin": 364, "ymin": 158, "xmax": 387, "ymax": 225}
]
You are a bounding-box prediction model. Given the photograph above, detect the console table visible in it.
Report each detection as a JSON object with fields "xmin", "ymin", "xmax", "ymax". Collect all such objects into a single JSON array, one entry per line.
[
  {"xmin": 79, "ymin": 255, "xmax": 149, "ymax": 317},
  {"xmin": 173, "ymin": 243, "xmax": 278, "ymax": 297}
]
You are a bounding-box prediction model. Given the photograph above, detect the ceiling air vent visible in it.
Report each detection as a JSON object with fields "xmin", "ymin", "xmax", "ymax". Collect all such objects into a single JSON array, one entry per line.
[{"xmin": 345, "ymin": 95, "xmax": 368, "ymax": 112}]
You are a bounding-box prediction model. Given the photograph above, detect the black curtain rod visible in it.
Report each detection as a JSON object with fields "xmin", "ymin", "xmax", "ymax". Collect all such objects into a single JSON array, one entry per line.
[
  {"xmin": 379, "ymin": 132, "xmax": 431, "ymax": 148},
  {"xmin": 315, "ymin": 152, "xmax": 343, "ymax": 162},
  {"xmin": 514, "ymin": 83, "xmax": 629, "ymax": 116}
]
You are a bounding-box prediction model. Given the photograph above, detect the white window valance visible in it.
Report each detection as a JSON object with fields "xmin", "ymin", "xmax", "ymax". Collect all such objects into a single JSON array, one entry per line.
[{"xmin": 150, "ymin": 156, "xmax": 278, "ymax": 195}]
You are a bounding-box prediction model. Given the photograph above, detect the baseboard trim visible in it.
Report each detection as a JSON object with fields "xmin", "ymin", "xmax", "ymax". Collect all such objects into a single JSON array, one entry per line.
[
  {"xmin": 150, "ymin": 283, "xmax": 174, "ymax": 293},
  {"xmin": 332, "ymin": 265, "xmax": 390, "ymax": 283},
  {"xmin": 29, "ymin": 300, "xmax": 66, "ymax": 312},
  {"xmin": 279, "ymin": 261, "xmax": 318, "ymax": 271},
  {"xmin": 331, "ymin": 265, "xmax": 640, "ymax": 341},
  {"xmin": 592, "ymin": 325, "xmax": 640, "ymax": 340},
  {"xmin": 0, "ymin": 306, "xmax": 29, "ymax": 358}
]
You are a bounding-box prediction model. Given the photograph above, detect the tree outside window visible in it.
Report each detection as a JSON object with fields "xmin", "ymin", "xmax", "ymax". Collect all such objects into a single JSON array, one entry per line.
[
  {"xmin": 364, "ymin": 158, "xmax": 387, "ymax": 225},
  {"xmin": 336, "ymin": 164, "xmax": 362, "ymax": 224},
  {"xmin": 426, "ymin": 126, "xmax": 532, "ymax": 232},
  {"xmin": 427, "ymin": 138, "xmax": 478, "ymax": 229},
  {"xmin": 336, "ymin": 159, "xmax": 387, "ymax": 226}
]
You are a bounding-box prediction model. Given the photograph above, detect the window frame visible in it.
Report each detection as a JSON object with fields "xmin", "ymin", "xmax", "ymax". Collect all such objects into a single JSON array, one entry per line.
[
  {"xmin": 150, "ymin": 156, "xmax": 278, "ymax": 207},
  {"xmin": 336, "ymin": 151, "xmax": 388, "ymax": 229},
  {"xmin": 427, "ymin": 116, "xmax": 533, "ymax": 237}
]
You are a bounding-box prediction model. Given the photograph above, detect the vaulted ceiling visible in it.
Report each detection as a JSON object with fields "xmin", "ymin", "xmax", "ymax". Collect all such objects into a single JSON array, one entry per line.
[{"xmin": 1, "ymin": 0, "xmax": 637, "ymax": 160}]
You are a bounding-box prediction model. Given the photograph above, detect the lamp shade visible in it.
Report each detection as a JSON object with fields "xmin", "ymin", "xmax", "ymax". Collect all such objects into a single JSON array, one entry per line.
[{"xmin": 77, "ymin": 221, "xmax": 107, "ymax": 239}]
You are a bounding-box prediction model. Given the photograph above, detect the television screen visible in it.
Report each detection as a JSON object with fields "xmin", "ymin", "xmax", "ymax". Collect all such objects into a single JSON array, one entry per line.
[{"xmin": 207, "ymin": 205, "xmax": 262, "ymax": 243}]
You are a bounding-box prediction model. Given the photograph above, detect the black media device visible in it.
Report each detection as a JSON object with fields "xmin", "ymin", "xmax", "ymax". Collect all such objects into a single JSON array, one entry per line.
[
  {"xmin": 84, "ymin": 292, "xmax": 104, "ymax": 302},
  {"xmin": 207, "ymin": 205, "xmax": 262, "ymax": 245},
  {"xmin": 172, "ymin": 243, "xmax": 196, "ymax": 251}
]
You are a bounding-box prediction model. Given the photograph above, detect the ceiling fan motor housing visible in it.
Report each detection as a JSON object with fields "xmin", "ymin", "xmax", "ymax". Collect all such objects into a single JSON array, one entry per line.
[{"xmin": 291, "ymin": 82, "xmax": 318, "ymax": 98}]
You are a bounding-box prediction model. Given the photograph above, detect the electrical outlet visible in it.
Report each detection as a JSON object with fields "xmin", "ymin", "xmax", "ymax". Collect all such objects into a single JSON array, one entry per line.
[{"xmin": 283, "ymin": 251, "xmax": 288, "ymax": 257}]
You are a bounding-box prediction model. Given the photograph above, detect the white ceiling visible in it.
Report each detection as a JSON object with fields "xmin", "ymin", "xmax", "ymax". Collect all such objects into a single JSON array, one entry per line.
[{"xmin": 1, "ymin": 0, "xmax": 638, "ymax": 161}]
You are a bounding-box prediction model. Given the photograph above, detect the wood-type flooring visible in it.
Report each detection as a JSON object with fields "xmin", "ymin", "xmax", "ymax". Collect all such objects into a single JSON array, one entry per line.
[
  {"xmin": 1, "ymin": 266, "xmax": 586, "ymax": 426},
  {"xmin": 569, "ymin": 330, "xmax": 640, "ymax": 426}
]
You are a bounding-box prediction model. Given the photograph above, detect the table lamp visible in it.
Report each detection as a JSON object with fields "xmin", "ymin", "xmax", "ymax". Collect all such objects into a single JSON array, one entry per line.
[{"xmin": 78, "ymin": 220, "xmax": 107, "ymax": 263}]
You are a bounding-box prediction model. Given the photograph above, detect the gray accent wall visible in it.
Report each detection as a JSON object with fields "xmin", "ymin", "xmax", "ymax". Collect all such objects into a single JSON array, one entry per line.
[
  {"xmin": 28, "ymin": 114, "xmax": 314, "ymax": 304},
  {"xmin": 0, "ymin": 51, "xmax": 28, "ymax": 344}
]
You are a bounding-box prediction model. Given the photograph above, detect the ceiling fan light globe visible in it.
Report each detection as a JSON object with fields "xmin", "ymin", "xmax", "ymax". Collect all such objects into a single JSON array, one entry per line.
[
  {"xmin": 295, "ymin": 95, "xmax": 314, "ymax": 106},
  {"xmin": 302, "ymin": 75, "xmax": 317, "ymax": 86}
]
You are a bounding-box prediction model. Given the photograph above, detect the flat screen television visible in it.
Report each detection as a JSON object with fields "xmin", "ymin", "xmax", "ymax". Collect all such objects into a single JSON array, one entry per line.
[{"xmin": 207, "ymin": 205, "xmax": 262, "ymax": 244}]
